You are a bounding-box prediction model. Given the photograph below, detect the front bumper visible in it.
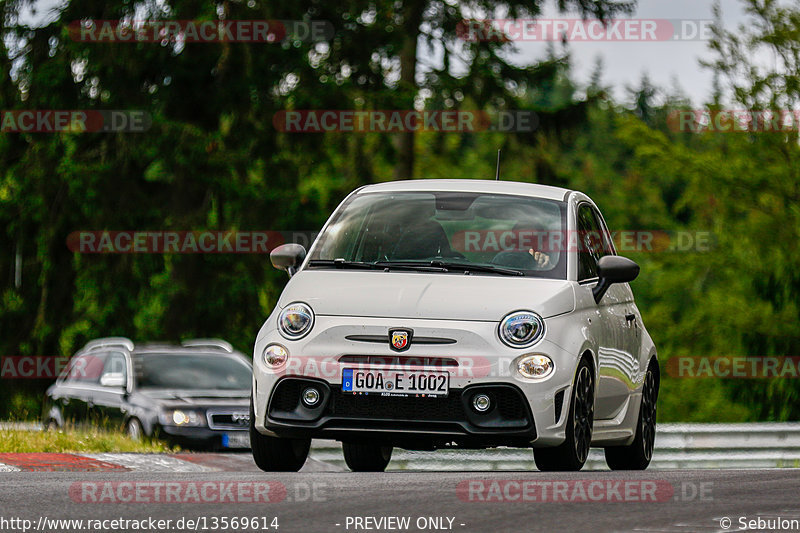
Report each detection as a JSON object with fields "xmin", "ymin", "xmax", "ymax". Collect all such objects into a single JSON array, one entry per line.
[
  {"xmin": 253, "ymin": 315, "xmax": 581, "ymax": 448},
  {"xmin": 158, "ymin": 425, "xmax": 250, "ymax": 450},
  {"xmin": 264, "ymin": 377, "xmax": 535, "ymax": 448}
]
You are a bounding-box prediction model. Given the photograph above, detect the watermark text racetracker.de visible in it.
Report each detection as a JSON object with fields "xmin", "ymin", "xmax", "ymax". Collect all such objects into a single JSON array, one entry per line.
[
  {"xmin": 69, "ymin": 19, "xmax": 334, "ymax": 43},
  {"xmin": 452, "ymin": 229, "xmax": 713, "ymax": 254},
  {"xmin": 667, "ymin": 356, "xmax": 800, "ymax": 379},
  {"xmin": 457, "ymin": 480, "xmax": 713, "ymax": 502},
  {"xmin": 272, "ymin": 110, "xmax": 538, "ymax": 133},
  {"xmin": 668, "ymin": 109, "xmax": 800, "ymax": 133},
  {"xmin": 1, "ymin": 110, "xmax": 151, "ymax": 133},
  {"xmin": 69, "ymin": 480, "xmax": 324, "ymax": 503},
  {"xmin": 0, "ymin": 515, "xmax": 281, "ymax": 532},
  {"xmin": 0, "ymin": 355, "xmax": 72, "ymax": 379},
  {"xmin": 2, "ymin": 352, "xmax": 106, "ymax": 380},
  {"xmin": 67, "ymin": 230, "xmax": 319, "ymax": 254},
  {"xmin": 456, "ymin": 18, "xmax": 713, "ymax": 42}
]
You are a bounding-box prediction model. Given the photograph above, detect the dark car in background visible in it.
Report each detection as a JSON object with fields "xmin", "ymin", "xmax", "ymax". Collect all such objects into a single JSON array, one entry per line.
[{"xmin": 43, "ymin": 337, "xmax": 252, "ymax": 450}]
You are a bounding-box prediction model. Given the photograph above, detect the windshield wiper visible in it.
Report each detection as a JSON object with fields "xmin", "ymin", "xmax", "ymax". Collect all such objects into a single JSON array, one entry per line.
[
  {"xmin": 433, "ymin": 261, "xmax": 523, "ymax": 276},
  {"xmin": 308, "ymin": 259, "xmax": 447, "ymax": 272},
  {"xmin": 308, "ymin": 259, "xmax": 382, "ymax": 270},
  {"xmin": 377, "ymin": 260, "xmax": 524, "ymax": 277}
]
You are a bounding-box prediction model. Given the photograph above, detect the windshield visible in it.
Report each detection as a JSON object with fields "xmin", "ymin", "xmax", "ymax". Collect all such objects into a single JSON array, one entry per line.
[
  {"xmin": 308, "ymin": 191, "xmax": 567, "ymax": 279},
  {"xmin": 133, "ymin": 353, "xmax": 251, "ymax": 390}
]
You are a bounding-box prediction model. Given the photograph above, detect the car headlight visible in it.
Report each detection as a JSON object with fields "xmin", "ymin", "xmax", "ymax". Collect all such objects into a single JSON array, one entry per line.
[
  {"xmin": 278, "ymin": 302, "xmax": 314, "ymax": 339},
  {"xmin": 517, "ymin": 354, "xmax": 554, "ymax": 379},
  {"xmin": 499, "ymin": 310, "xmax": 545, "ymax": 348},
  {"xmin": 158, "ymin": 409, "xmax": 205, "ymax": 427},
  {"xmin": 263, "ymin": 344, "xmax": 289, "ymax": 367}
]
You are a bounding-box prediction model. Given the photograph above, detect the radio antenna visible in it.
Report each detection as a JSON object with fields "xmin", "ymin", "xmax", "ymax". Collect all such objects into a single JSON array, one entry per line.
[{"xmin": 495, "ymin": 149, "xmax": 501, "ymax": 181}]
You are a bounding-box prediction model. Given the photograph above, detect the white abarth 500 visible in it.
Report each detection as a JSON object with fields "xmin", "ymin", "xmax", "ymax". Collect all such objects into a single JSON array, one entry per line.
[{"xmin": 250, "ymin": 179, "xmax": 658, "ymax": 472}]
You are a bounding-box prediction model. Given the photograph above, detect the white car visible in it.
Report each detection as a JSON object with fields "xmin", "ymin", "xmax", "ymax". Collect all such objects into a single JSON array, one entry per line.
[{"xmin": 250, "ymin": 179, "xmax": 658, "ymax": 472}]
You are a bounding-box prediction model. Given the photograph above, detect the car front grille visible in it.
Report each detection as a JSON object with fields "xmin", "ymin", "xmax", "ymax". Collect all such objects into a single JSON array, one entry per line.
[
  {"xmin": 206, "ymin": 409, "xmax": 250, "ymax": 430},
  {"xmin": 337, "ymin": 355, "xmax": 460, "ymax": 368},
  {"xmin": 327, "ymin": 387, "xmax": 465, "ymax": 421}
]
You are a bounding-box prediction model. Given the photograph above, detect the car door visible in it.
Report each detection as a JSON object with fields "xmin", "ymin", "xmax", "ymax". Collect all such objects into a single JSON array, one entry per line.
[
  {"xmin": 594, "ymin": 207, "xmax": 642, "ymax": 396},
  {"xmin": 92, "ymin": 351, "xmax": 130, "ymax": 430},
  {"xmin": 56, "ymin": 352, "xmax": 108, "ymax": 426},
  {"xmin": 571, "ymin": 203, "xmax": 631, "ymax": 420},
  {"xmin": 587, "ymin": 205, "xmax": 639, "ymax": 419}
]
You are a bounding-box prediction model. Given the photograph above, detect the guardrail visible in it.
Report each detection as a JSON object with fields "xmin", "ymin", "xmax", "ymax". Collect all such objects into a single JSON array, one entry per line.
[
  {"xmin": 310, "ymin": 423, "xmax": 800, "ymax": 470},
  {"xmin": 0, "ymin": 422, "xmax": 42, "ymax": 432},
  {"xmin": 4, "ymin": 421, "xmax": 799, "ymax": 469}
]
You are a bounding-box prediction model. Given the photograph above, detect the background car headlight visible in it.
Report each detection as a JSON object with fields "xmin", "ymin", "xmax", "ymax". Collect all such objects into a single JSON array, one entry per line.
[
  {"xmin": 158, "ymin": 409, "xmax": 205, "ymax": 427},
  {"xmin": 263, "ymin": 344, "xmax": 289, "ymax": 367},
  {"xmin": 278, "ymin": 302, "xmax": 314, "ymax": 339},
  {"xmin": 499, "ymin": 310, "xmax": 545, "ymax": 348},
  {"xmin": 517, "ymin": 354, "xmax": 554, "ymax": 379}
]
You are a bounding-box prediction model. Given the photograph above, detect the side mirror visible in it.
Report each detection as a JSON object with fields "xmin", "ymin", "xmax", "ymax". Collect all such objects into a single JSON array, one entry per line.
[
  {"xmin": 593, "ymin": 255, "xmax": 640, "ymax": 303},
  {"xmin": 270, "ymin": 243, "xmax": 307, "ymax": 277},
  {"xmin": 99, "ymin": 372, "xmax": 126, "ymax": 388}
]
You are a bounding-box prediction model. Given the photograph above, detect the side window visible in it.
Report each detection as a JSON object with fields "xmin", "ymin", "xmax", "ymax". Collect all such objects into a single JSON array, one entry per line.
[
  {"xmin": 577, "ymin": 204, "xmax": 603, "ymax": 281},
  {"xmin": 100, "ymin": 352, "xmax": 128, "ymax": 385},
  {"xmin": 64, "ymin": 353, "xmax": 108, "ymax": 384},
  {"xmin": 590, "ymin": 208, "xmax": 616, "ymax": 258}
]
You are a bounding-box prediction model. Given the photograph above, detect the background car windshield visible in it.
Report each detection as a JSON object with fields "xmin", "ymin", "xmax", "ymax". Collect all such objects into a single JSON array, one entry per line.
[
  {"xmin": 134, "ymin": 353, "xmax": 251, "ymax": 390},
  {"xmin": 309, "ymin": 191, "xmax": 567, "ymax": 278}
]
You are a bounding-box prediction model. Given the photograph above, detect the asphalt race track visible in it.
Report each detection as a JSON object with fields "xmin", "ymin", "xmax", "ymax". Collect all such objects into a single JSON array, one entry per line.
[{"xmin": 1, "ymin": 456, "xmax": 799, "ymax": 533}]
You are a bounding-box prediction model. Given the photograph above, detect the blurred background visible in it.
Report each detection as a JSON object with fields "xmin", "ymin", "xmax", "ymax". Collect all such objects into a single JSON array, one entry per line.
[{"xmin": 0, "ymin": 0, "xmax": 798, "ymax": 425}]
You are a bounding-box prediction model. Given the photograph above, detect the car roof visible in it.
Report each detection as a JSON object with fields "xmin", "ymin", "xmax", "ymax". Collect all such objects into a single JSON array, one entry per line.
[
  {"xmin": 355, "ymin": 179, "xmax": 572, "ymax": 201},
  {"xmin": 131, "ymin": 345, "xmax": 241, "ymax": 356},
  {"xmin": 77, "ymin": 337, "xmax": 243, "ymax": 358},
  {"xmin": 130, "ymin": 346, "xmax": 252, "ymax": 367}
]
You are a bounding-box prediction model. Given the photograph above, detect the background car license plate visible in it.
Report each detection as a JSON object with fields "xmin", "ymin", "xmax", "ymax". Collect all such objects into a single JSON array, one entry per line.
[
  {"xmin": 342, "ymin": 368, "xmax": 449, "ymax": 397},
  {"xmin": 222, "ymin": 432, "xmax": 250, "ymax": 448}
]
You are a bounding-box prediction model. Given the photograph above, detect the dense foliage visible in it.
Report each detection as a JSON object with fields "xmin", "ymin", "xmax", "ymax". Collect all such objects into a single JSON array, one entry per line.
[{"xmin": 1, "ymin": 0, "xmax": 798, "ymax": 421}]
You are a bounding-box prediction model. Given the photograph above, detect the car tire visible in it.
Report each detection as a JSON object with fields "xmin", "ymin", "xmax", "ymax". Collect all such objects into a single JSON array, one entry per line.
[
  {"xmin": 604, "ymin": 361, "xmax": 659, "ymax": 470},
  {"xmin": 342, "ymin": 442, "xmax": 393, "ymax": 472},
  {"xmin": 249, "ymin": 399, "xmax": 310, "ymax": 472},
  {"xmin": 125, "ymin": 418, "xmax": 143, "ymax": 441},
  {"xmin": 534, "ymin": 358, "xmax": 594, "ymax": 472}
]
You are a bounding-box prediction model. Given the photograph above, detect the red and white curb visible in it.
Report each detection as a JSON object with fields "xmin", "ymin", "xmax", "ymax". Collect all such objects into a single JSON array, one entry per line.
[{"xmin": 0, "ymin": 453, "xmax": 259, "ymax": 472}]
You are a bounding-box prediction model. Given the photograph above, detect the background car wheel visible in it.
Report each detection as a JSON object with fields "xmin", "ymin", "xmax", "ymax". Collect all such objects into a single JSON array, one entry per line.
[
  {"xmin": 249, "ymin": 399, "xmax": 310, "ymax": 472},
  {"xmin": 534, "ymin": 358, "xmax": 594, "ymax": 472},
  {"xmin": 125, "ymin": 418, "xmax": 143, "ymax": 441},
  {"xmin": 342, "ymin": 442, "xmax": 393, "ymax": 472},
  {"xmin": 604, "ymin": 360, "xmax": 659, "ymax": 470}
]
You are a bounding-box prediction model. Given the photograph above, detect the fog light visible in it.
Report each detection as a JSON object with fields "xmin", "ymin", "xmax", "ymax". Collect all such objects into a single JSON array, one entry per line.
[
  {"xmin": 263, "ymin": 344, "xmax": 288, "ymax": 367},
  {"xmin": 472, "ymin": 394, "xmax": 491, "ymax": 413},
  {"xmin": 302, "ymin": 387, "xmax": 320, "ymax": 407},
  {"xmin": 517, "ymin": 354, "xmax": 554, "ymax": 379}
]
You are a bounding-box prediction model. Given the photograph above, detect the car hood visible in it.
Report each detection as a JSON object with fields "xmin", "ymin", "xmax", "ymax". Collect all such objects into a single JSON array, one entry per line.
[
  {"xmin": 278, "ymin": 270, "xmax": 575, "ymax": 321},
  {"xmin": 139, "ymin": 390, "xmax": 249, "ymax": 407}
]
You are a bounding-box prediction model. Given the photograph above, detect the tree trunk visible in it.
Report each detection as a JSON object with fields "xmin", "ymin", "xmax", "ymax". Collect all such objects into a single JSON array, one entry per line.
[{"xmin": 394, "ymin": 2, "xmax": 424, "ymax": 180}]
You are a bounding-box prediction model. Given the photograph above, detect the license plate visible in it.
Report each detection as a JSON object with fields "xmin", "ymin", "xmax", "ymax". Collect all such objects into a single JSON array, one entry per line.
[
  {"xmin": 222, "ymin": 432, "xmax": 250, "ymax": 448},
  {"xmin": 342, "ymin": 368, "xmax": 449, "ymax": 397}
]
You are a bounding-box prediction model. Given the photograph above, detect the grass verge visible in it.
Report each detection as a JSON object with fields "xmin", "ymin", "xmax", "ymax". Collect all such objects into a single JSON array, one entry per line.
[{"xmin": 0, "ymin": 428, "xmax": 170, "ymax": 453}]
